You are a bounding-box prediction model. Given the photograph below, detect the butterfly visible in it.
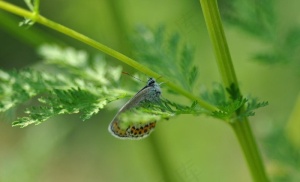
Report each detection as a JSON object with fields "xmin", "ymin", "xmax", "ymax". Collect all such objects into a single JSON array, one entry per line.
[{"xmin": 108, "ymin": 78, "xmax": 161, "ymax": 139}]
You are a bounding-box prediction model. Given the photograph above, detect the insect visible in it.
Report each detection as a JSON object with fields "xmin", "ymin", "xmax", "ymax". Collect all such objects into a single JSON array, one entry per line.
[{"xmin": 108, "ymin": 78, "xmax": 161, "ymax": 139}]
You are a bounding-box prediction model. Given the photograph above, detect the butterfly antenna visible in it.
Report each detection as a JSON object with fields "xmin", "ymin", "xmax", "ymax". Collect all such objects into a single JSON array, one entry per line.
[
  {"xmin": 155, "ymin": 75, "xmax": 167, "ymax": 85},
  {"xmin": 122, "ymin": 72, "xmax": 144, "ymax": 82}
]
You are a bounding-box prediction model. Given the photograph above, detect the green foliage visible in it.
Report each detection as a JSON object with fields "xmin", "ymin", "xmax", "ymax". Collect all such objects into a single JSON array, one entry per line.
[
  {"xmin": 0, "ymin": 30, "xmax": 267, "ymax": 128},
  {"xmin": 1, "ymin": 45, "xmax": 128, "ymax": 127},
  {"xmin": 1, "ymin": 44, "xmax": 205, "ymax": 128},
  {"xmin": 226, "ymin": 83, "xmax": 241, "ymax": 100},
  {"xmin": 144, "ymin": 98, "xmax": 204, "ymax": 116},
  {"xmin": 200, "ymin": 83, "xmax": 227, "ymax": 106},
  {"xmin": 13, "ymin": 87, "xmax": 127, "ymax": 127},
  {"xmin": 0, "ymin": 68, "xmax": 69, "ymax": 112},
  {"xmin": 220, "ymin": 0, "xmax": 276, "ymax": 41},
  {"xmin": 131, "ymin": 26, "xmax": 198, "ymax": 92},
  {"xmin": 244, "ymin": 98, "xmax": 269, "ymax": 117},
  {"xmin": 254, "ymin": 27, "xmax": 300, "ymax": 66},
  {"xmin": 118, "ymin": 99, "xmax": 204, "ymax": 128},
  {"xmin": 24, "ymin": 0, "xmax": 35, "ymax": 11},
  {"xmin": 212, "ymin": 97, "xmax": 247, "ymax": 120},
  {"xmin": 212, "ymin": 97, "xmax": 268, "ymax": 121},
  {"xmin": 263, "ymin": 127, "xmax": 300, "ymax": 182},
  {"xmin": 38, "ymin": 44, "xmax": 122, "ymax": 85},
  {"xmin": 219, "ymin": 2, "xmax": 299, "ymax": 180},
  {"xmin": 200, "ymin": 83, "xmax": 268, "ymax": 121},
  {"xmin": 19, "ymin": 0, "xmax": 39, "ymax": 27},
  {"xmin": 220, "ymin": 0, "xmax": 300, "ymax": 69}
]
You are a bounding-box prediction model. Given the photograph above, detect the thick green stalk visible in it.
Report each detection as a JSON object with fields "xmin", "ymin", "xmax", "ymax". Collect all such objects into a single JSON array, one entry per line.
[
  {"xmin": 0, "ymin": 1, "xmax": 217, "ymax": 112},
  {"xmin": 199, "ymin": 0, "xmax": 268, "ymax": 181}
]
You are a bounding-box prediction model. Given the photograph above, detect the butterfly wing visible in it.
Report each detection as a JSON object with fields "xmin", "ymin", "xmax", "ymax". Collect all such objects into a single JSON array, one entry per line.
[{"xmin": 108, "ymin": 83, "xmax": 160, "ymax": 139}]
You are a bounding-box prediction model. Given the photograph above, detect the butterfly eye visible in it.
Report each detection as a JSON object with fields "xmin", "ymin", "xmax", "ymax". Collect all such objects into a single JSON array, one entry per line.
[{"xmin": 147, "ymin": 78, "xmax": 155, "ymax": 86}]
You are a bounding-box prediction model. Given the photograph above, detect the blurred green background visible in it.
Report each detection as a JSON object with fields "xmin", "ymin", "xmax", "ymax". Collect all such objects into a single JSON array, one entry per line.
[{"xmin": 1, "ymin": 0, "xmax": 300, "ymax": 181}]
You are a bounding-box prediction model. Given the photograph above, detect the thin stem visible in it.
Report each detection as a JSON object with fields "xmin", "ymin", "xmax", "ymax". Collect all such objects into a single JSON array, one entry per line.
[
  {"xmin": 0, "ymin": 1, "xmax": 218, "ymax": 112},
  {"xmin": 199, "ymin": 0, "xmax": 268, "ymax": 181},
  {"xmin": 33, "ymin": 0, "xmax": 40, "ymax": 14}
]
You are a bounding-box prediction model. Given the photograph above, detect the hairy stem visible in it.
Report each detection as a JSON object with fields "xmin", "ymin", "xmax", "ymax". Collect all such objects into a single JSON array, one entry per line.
[
  {"xmin": 0, "ymin": 1, "xmax": 217, "ymax": 112},
  {"xmin": 199, "ymin": 0, "xmax": 268, "ymax": 181}
]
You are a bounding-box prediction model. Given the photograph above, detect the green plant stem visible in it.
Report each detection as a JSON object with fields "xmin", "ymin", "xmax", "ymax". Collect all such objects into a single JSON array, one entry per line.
[
  {"xmin": 0, "ymin": 1, "xmax": 218, "ymax": 112},
  {"xmin": 33, "ymin": 0, "xmax": 40, "ymax": 14},
  {"xmin": 199, "ymin": 0, "xmax": 268, "ymax": 181},
  {"xmin": 0, "ymin": 11, "xmax": 63, "ymax": 46},
  {"xmin": 232, "ymin": 118, "xmax": 268, "ymax": 181},
  {"xmin": 199, "ymin": 0, "xmax": 238, "ymax": 89}
]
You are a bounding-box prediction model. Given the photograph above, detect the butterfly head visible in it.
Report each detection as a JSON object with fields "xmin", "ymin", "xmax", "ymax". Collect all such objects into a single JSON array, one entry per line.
[{"xmin": 147, "ymin": 78, "xmax": 156, "ymax": 86}]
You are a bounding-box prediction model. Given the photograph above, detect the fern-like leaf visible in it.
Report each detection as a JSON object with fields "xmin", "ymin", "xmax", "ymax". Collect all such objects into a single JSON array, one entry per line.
[
  {"xmin": 0, "ymin": 69, "xmax": 73, "ymax": 112},
  {"xmin": 201, "ymin": 83, "xmax": 268, "ymax": 121},
  {"xmin": 131, "ymin": 26, "xmax": 198, "ymax": 92},
  {"xmin": 0, "ymin": 45, "xmax": 126, "ymax": 127},
  {"xmin": 13, "ymin": 87, "xmax": 128, "ymax": 127},
  {"xmin": 38, "ymin": 44, "xmax": 122, "ymax": 85}
]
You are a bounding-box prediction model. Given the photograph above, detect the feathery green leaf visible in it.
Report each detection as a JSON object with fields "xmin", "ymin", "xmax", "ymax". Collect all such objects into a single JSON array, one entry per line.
[
  {"xmin": 131, "ymin": 26, "xmax": 198, "ymax": 92},
  {"xmin": 13, "ymin": 87, "xmax": 128, "ymax": 127},
  {"xmin": 200, "ymin": 83, "xmax": 268, "ymax": 121}
]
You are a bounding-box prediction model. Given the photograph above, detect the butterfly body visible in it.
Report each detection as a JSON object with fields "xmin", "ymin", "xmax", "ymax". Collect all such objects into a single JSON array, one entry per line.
[{"xmin": 108, "ymin": 78, "xmax": 161, "ymax": 139}]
